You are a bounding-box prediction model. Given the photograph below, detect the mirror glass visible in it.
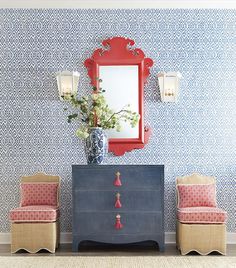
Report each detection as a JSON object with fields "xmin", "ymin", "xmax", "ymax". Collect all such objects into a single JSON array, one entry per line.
[{"xmin": 99, "ymin": 65, "xmax": 139, "ymax": 139}]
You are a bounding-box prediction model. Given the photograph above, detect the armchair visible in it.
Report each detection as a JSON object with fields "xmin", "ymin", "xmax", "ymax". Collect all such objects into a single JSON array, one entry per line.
[
  {"xmin": 9, "ymin": 172, "xmax": 60, "ymax": 253},
  {"xmin": 176, "ymin": 173, "xmax": 227, "ymax": 255}
]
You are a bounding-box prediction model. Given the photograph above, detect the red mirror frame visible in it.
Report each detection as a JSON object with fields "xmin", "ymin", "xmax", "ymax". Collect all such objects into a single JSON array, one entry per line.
[{"xmin": 84, "ymin": 37, "xmax": 153, "ymax": 156}]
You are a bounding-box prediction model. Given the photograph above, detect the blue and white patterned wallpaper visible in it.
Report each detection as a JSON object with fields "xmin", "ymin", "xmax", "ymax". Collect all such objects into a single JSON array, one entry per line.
[{"xmin": 0, "ymin": 9, "xmax": 236, "ymax": 233}]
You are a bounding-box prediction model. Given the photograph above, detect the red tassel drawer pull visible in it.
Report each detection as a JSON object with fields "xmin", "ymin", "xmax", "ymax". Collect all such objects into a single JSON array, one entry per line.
[
  {"xmin": 115, "ymin": 214, "xmax": 123, "ymax": 230},
  {"xmin": 115, "ymin": 193, "xmax": 122, "ymax": 208},
  {"xmin": 114, "ymin": 172, "xmax": 122, "ymax": 187}
]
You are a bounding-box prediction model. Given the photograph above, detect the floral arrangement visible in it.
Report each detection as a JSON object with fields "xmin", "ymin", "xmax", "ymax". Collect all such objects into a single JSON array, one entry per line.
[{"xmin": 63, "ymin": 79, "xmax": 140, "ymax": 139}]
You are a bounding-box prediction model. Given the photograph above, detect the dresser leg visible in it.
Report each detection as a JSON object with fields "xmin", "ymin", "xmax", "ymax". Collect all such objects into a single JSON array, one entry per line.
[
  {"xmin": 155, "ymin": 238, "xmax": 165, "ymax": 252},
  {"xmin": 159, "ymin": 243, "xmax": 165, "ymax": 252},
  {"xmin": 72, "ymin": 239, "xmax": 80, "ymax": 252}
]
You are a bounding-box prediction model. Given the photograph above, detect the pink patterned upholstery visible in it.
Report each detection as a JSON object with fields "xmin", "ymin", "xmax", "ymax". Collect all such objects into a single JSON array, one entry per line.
[
  {"xmin": 10, "ymin": 206, "xmax": 59, "ymax": 222},
  {"xmin": 177, "ymin": 207, "xmax": 227, "ymax": 224},
  {"xmin": 177, "ymin": 184, "xmax": 216, "ymax": 208},
  {"xmin": 20, "ymin": 183, "xmax": 58, "ymax": 207}
]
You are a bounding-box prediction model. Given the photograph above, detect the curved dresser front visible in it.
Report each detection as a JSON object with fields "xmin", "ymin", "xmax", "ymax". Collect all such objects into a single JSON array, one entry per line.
[{"xmin": 72, "ymin": 165, "xmax": 165, "ymax": 252}]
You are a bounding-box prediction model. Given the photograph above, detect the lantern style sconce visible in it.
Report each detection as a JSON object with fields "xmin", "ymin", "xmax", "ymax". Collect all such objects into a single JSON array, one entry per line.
[
  {"xmin": 56, "ymin": 71, "xmax": 80, "ymax": 100},
  {"xmin": 157, "ymin": 72, "xmax": 182, "ymax": 103}
]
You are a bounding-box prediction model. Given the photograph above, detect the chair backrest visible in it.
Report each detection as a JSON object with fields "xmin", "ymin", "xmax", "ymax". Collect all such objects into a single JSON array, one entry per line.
[
  {"xmin": 21, "ymin": 172, "xmax": 60, "ymax": 184},
  {"xmin": 21, "ymin": 172, "xmax": 60, "ymax": 206},
  {"xmin": 176, "ymin": 173, "xmax": 216, "ymax": 208},
  {"xmin": 176, "ymin": 173, "xmax": 215, "ymax": 185}
]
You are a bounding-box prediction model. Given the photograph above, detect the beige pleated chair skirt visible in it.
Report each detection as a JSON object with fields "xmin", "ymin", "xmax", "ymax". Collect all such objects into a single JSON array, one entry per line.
[
  {"xmin": 176, "ymin": 221, "xmax": 226, "ymax": 255},
  {"xmin": 11, "ymin": 221, "xmax": 60, "ymax": 253}
]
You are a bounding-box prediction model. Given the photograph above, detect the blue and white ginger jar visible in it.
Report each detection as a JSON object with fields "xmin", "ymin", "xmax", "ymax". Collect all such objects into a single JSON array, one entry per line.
[{"xmin": 85, "ymin": 127, "xmax": 108, "ymax": 164}]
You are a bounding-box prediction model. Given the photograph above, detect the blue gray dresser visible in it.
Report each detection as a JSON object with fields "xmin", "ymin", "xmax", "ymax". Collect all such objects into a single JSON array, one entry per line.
[{"xmin": 72, "ymin": 165, "xmax": 165, "ymax": 251}]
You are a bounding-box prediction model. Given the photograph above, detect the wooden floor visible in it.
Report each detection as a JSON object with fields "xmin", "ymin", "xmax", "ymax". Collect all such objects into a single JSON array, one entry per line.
[{"xmin": 0, "ymin": 243, "xmax": 235, "ymax": 256}]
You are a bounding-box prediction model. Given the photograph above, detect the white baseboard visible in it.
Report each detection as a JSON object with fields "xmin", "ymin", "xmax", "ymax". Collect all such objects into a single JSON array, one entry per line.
[
  {"xmin": 0, "ymin": 233, "xmax": 10, "ymax": 245},
  {"xmin": 60, "ymin": 232, "xmax": 72, "ymax": 244},
  {"xmin": 227, "ymin": 232, "xmax": 236, "ymax": 244},
  {"xmin": 0, "ymin": 232, "xmax": 235, "ymax": 245}
]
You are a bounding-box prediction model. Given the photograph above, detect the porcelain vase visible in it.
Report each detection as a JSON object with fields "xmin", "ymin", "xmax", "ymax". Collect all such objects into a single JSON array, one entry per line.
[{"xmin": 85, "ymin": 127, "xmax": 108, "ymax": 164}]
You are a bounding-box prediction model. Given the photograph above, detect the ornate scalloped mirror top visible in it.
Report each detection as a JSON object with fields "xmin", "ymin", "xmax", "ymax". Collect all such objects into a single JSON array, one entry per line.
[{"xmin": 84, "ymin": 37, "xmax": 153, "ymax": 156}]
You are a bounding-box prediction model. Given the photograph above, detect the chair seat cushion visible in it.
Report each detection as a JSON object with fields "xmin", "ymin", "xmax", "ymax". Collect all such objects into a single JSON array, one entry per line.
[
  {"xmin": 177, "ymin": 207, "xmax": 227, "ymax": 224},
  {"xmin": 10, "ymin": 206, "xmax": 59, "ymax": 223}
]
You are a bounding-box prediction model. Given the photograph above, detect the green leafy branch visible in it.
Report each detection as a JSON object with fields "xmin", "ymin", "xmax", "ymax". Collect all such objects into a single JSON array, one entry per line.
[{"xmin": 62, "ymin": 80, "xmax": 140, "ymax": 139}]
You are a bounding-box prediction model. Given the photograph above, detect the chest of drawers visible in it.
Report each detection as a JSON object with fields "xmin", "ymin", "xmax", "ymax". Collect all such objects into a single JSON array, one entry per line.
[{"xmin": 72, "ymin": 165, "xmax": 164, "ymax": 251}]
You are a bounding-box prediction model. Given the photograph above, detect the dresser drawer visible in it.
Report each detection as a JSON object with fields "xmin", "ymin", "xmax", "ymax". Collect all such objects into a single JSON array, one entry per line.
[
  {"xmin": 72, "ymin": 165, "xmax": 163, "ymax": 190},
  {"xmin": 73, "ymin": 212, "xmax": 163, "ymax": 235},
  {"xmin": 74, "ymin": 190, "xmax": 161, "ymax": 211}
]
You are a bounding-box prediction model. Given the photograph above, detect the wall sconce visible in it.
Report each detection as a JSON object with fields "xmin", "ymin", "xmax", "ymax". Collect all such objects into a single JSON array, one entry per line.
[
  {"xmin": 157, "ymin": 72, "xmax": 182, "ymax": 102},
  {"xmin": 56, "ymin": 71, "xmax": 80, "ymax": 100}
]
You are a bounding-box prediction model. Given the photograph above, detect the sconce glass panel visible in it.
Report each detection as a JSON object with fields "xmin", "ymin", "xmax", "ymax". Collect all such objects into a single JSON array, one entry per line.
[
  {"xmin": 56, "ymin": 71, "xmax": 80, "ymax": 100},
  {"xmin": 157, "ymin": 72, "xmax": 182, "ymax": 103}
]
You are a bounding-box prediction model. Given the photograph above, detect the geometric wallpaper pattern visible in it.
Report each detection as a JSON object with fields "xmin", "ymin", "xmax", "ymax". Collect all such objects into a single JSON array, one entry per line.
[{"xmin": 0, "ymin": 9, "xmax": 235, "ymax": 232}]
